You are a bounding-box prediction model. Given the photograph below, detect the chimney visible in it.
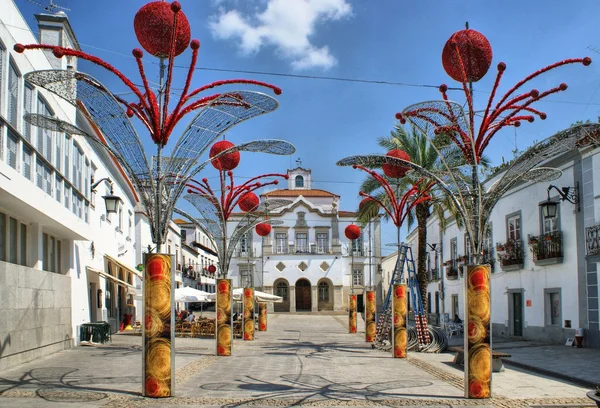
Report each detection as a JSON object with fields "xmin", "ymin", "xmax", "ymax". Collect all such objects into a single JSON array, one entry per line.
[{"xmin": 35, "ymin": 11, "xmax": 80, "ymax": 70}]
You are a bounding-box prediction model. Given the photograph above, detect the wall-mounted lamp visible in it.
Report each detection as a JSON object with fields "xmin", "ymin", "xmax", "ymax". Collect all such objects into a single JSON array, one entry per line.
[
  {"xmin": 427, "ymin": 243, "xmax": 439, "ymax": 252},
  {"xmin": 91, "ymin": 177, "xmax": 122, "ymax": 215},
  {"xmin": 539, "ymin": 182, "xmax": 579, "ymax": 220}
]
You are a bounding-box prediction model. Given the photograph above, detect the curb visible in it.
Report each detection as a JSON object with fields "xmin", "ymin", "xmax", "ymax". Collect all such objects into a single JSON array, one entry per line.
[{"xmin": 504, "ymin": 359, "xmax": 598, "ymax": 389}]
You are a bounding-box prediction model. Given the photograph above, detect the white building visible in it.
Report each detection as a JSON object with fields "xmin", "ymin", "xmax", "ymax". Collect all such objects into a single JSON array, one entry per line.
[
  {"xmin": 404, "ymin": 126, "xmax": 600, "ymax": 348},
  {"xmin": 0, "ymin": 1, "xmax": 140, "ymax": 370},
  {"xmin": 175, "ymin": 218, "xmax": 218, "ymax": 294},
  {"xmin": 228, "ymin": 166, "xmax": 382, "ymax": 312}
]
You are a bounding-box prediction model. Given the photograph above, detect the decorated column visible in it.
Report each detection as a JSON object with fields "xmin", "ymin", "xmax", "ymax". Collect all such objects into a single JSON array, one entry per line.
[
  {"xmin": 143, "ymin": 254, "xmax": 174, "ymax": 397},
  {"xmin": 465, "ymin": 265, "xmax": 491, "ymax": 398},
  {"xmin": 365, "ymin": 290, "xmax": 376, "ymax": 342},
  {"xmin": 243, "ymin": 288, "xmax": 254, "ymax": 341},
  {"xmin": 392, "ymin": 284, "xmax": 407, "ymax": 358},
  {"xmin": 216, "ymin": 279, "xmax": 232, "ymax": 356},
  {"xmin": 348, "ymin": 294, "xmax": 357, "ymax": 334},
  {"xmin": 258, "ymin": 302, "xmax": 267, "ymax": 331}
]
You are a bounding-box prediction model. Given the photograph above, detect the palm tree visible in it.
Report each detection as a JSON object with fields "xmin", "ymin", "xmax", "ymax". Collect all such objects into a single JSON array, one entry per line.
[{"xmin": 357, "ymin": 123, "xmax": 474, "ymax": 313}]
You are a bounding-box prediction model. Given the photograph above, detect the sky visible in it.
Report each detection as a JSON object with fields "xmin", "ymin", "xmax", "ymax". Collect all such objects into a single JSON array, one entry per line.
[{"xmin": 13, "ymin": 0, "xmax": 600, "ymax": 253}]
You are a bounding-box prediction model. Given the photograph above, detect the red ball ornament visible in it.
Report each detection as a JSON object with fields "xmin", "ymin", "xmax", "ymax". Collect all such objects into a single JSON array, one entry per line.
[
  {"xmin": 255, "ymin": 223, "xmax": 272, "ymax": 237},
  {"xmin": 133, "ymin": 1, "xmax": 191, "ymax": 58},
  {"xmin": 442, "ymin": 29, "xmax": 493, "ymax": 83},
  {"xmin": 208, "ymin": 264, "xmax": 216, "ymax": 274},
  {"xmin": 209, "ymin": 140, "xmax": 240, "ymax": 171},
  {"xmin": 239, "ymin": 192, "xmax": 259, "ymax": 212},
  {"xmin": 345, "ymin": 224, "xmax": 361, "ymax": 240},
  {"xmin": 382, "ymin": 149, "xmax": 410, "ymax": 178}
]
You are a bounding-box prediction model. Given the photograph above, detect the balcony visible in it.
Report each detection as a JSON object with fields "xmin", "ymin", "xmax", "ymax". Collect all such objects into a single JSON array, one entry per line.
[
  {"xmin": 236, "ymin": 249, "xmax": 254, "ymax": 258},
  {"xmin": 529, "ymin": 231, "xmax": 563, "ymax": 265},
  {"xmin": 445, "ymin": 265, "xmax": 458, "ymax": 280},
  {"xmin": 496, "ymin": 239, "xmax": 524, "ymax": 271},
  {"xmin": 586, "ymin": 224, "xmax": 600, "ymax": 256}
]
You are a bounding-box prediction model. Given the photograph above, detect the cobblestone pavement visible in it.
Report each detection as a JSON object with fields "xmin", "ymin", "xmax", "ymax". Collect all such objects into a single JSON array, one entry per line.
[{"xmin": 0, "ymin": 314, "xmax": 596, "ymax": 407}]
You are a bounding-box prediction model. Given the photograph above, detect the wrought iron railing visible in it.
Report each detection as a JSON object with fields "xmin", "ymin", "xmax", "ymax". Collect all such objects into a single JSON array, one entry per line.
[
  {"xmin": 446, "ymin": 266, "xmax": 458, "ymax": 280},
  {"xmin": 496, "ymin": 238, "xmax": 524, "ymax": 268},
  {"xmin": 529, "ymin": 231, "xmax": 563, "ymax": 261},
  {"xmin": 586, "ymin": 224, "xmax": 600, "ymax": 256}
]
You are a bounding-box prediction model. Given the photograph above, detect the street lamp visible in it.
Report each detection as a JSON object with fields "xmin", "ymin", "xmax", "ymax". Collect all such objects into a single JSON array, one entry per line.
[
  {"xmin": 539, "ymin": 183, "xmax": 579, "ymax": 220},
  {"xmin": 91, "ymin": 177, "xmax": 122, "ymax": 215}
]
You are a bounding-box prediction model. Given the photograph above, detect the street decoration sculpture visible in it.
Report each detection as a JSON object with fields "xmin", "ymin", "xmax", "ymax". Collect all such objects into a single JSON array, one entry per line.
[
  {"xmin": 17, "ymin": 1, "xmax": 288, "ymax": 397},
  {"xmin": 392, "ymin": 284, "xmax": 408, "ymax": 358},
  {"xmin": 345, "ymin": 224, "xmax": 361, "ymax": 334},
  {"xmin": 338, "ymin": 27, "xmax": 599, "ymax": 399}
]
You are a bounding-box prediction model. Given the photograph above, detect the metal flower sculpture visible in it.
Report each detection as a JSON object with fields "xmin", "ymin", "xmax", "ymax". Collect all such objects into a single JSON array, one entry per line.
[
  {"xmin": 16, "ymin": 1, "xmax": 284, "ymax": 251},
  {"xmin": 174, "ymin": 140, "xmax": 295, "ymax": 279}
]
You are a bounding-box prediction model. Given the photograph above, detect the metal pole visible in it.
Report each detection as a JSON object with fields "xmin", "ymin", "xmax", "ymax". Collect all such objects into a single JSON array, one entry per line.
[{"xmin": 155, "ymin": 57, "xmax": 166, "ymax": 253}]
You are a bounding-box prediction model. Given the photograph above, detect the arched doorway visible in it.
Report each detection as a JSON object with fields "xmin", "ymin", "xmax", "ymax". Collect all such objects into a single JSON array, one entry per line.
[
  {"xmin": 274, "ymin": 278, "xmax": 290, "ymax": 312},
  {"xmin": 317, "ymin": 278, "xmax": 333, "ymax": 311},
  {"xmin": 295, "ymin": 278, "xmax": 311, "ymax": 311}
]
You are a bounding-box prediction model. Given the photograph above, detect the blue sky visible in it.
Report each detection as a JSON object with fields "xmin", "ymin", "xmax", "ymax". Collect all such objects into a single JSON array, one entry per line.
[{"xmin": 15, "ymin": 0, "xmax": 600, "ymax": 252}]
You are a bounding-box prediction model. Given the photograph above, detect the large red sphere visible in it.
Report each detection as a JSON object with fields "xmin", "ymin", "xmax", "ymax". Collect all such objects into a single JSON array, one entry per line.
[
  {"xmin": 134, "ymin": 2, "xmax": 191, "ymax": 58},
  {"xmin": 255, "ymin": 223, "xmax": 272, "ymax": 237},
  {"xmin": 359, "ymin": 197, "xmax": 372, "ymax": 210},
  {"xmin": 345, "ymin": 224, "xmax": 361, "ymax": 240},
  {"xmin": 239, "ymin": 192, "xmax": 259, "ymax": 212},
  {"xmin": 442, "ymin": 29, "xmax": 492, "ymax": 83},
  {"xmin": 208, "ymin": 264, "xmax": 216, "ymax": 274},
  {"xmin": 209, "ymin": 140, "xmax": 240, "ymax": 171},
  {"xmin": 382, "ymin": 150, "xmax": 410, "ymax": 178}
]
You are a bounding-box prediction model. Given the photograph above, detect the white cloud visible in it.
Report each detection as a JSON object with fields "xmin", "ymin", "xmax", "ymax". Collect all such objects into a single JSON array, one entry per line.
[{"xmin": 209, "ymin": 0, "xmax": 352, "ymax": 70}]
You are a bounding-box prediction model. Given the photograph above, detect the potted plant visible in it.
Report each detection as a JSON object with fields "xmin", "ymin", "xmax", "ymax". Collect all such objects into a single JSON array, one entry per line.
[
  {"xmin": 496, "ymin": 244, "xmax": 505, "ymax": 252},
  {"xmin": 587, "ymin": 386, "xmax": 600, "ymax": 407}
]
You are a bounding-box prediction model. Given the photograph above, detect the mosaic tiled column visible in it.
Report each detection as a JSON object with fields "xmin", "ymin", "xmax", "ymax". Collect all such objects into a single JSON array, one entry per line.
[
  {"xmin": 465, "ymin": 265, "xmax": 491, "ymax": 399},
  {"xmin": 216, "ymin": 279, "xmax": 232, "ymax": 356},
  {"xmin": 258, "ymin": 302, "xmax": 267, "ymax": 331},
  {"xmin": 392, "ymin": 284, "xmax": 407, "ymax": 358},
  {"xmin": 243, "ymin": 288, "xmax": 254, "ymax": 341},
  {"xmin": 349, "ymin": 294, "xmax": 357, "ymax": 333},
  {"xmin": 143, "ymin": 254, "xmax": 174, "ymax": 397},
  {"xmin": 365, "ymin": 290, "xmax": 376, "ymax": 342}
]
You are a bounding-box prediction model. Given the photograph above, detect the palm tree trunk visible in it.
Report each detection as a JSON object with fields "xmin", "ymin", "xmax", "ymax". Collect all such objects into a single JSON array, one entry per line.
[{"xmin": 415, "ymin": 203, "xmax": 429, "ymax": 314}]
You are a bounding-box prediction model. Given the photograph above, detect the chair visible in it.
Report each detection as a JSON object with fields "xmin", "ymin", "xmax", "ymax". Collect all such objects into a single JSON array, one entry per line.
[
  {"xmin": 181, "ymin": 322, "xmax": 193, "ymax": 337},
  {"xmin": 446, "ymin": 322, "xmax": 463, "ymax": 338}
]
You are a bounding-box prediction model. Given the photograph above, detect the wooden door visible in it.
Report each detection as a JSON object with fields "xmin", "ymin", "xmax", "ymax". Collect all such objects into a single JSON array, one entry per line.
[{"xmin": 296, "ymin": 280, "xmax": 311, "ymax": 311}]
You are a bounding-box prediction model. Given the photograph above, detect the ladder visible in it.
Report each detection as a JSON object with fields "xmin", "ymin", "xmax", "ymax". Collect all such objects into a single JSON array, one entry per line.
[{"xmin": 373, "ymin": 245, "xmax": 430, "ymax": 350}]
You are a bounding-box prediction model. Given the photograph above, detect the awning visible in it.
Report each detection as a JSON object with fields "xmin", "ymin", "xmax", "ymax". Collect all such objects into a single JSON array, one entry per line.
[
  {"xmin": 104, "ymin": 254, "xmax": 143, "ymax": 281},
  {"xmin": 86, "ymin": 266, "xmax": 136, "ymax": 293}
]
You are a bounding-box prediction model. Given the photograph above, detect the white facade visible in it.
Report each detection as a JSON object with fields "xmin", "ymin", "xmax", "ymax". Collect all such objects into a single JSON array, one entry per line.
[
  {"xmin": 404, "ymin": 138, "xmax": 600, "ymax": 347},
  {"xmin": 175, "ymin": 219, "xmax": 218, "ymax": 294},
  {"xmin": 0, "ymin": 1, "xmax": 142, "ymax": 370},
  {"xmin": 228, "ymin": 167, "xmax": 383, "ymax": 313}
]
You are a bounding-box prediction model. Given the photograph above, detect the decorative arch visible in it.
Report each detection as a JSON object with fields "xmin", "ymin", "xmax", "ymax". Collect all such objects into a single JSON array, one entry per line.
[
  {"xmin": 317, "ymin": 278, "xmax": 334, "ymax": 311},
  {"xmin": 295, "ymin": 278, "xmax": 311, "ymax": 311},
  {"xmin": 273, "ymin": 278, "xmax": 290, "ymax": 313}
]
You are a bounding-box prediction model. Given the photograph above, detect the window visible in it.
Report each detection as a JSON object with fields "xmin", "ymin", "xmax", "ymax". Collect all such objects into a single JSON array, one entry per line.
[
  {"xmin": 450, "ymin": 238, "xmax": 457, "ymax": 265},
  {"xmin": 181, "ymin": 229, "xmax": 187, "ymax": 242},
  {"xmin": 23, "ymin": 83, "xmax": 34, "ymax": 141},
  {"xmin": 276, "ymin": 281, "xmax": 288, "ymax": 300},
  {"xmin": 63, "ymin": 134, "xmax": 70, "ymax": 180},
  {"xmin": 7, "ymin": 130, "xmax": 18, "ymax": 169},
  {"xmin": 295, "ymin": 232, "xmax": 308, "ymax": 253},
  {"xmin": 64, "ymin": 183, "xmax": 71, "ymax": 210},
  {"xmin": 239, "ymin": 231, "xmax": 251, "ymax": 255},
  {"xmin": 352, "ymin": 233, "xmax": 363, "ymax": 255},
  {"xmin": 55, "ymin": 175, "xmax": 63, "ymax": 203},
  {"xmin": 295, "ymin": 175, "xmax": 304, "ymax": 188},
  {"xmin": 0, "ymin": 44, "xmax": 4, "ymax": 113},
  {"xmin": 9, "ymin": 217, "xmax": 17, "ymax": 264},
  {"xmin": 352, "ymin": 267, "xmax": 363, "ymax": 286},
  {"xmin": 276, "ymin": 232, "xmax": 287, "ymax": 254},
  {"xmin": 55, "ymin": 132, "xmax": 62, "ymax": 173},
  {"xmin": 464, "ymin": 234, "xmax": 471, "ymax": 262},
  {"xmin": 118, "ymin": 206, "xmax": 123, "ymax": 232},
  {"xmin": 44, "ymin": 163, "xmax": 52, "ymax": 195},
  {"xmin": 37, "ymin": 97, "xmax": 54, "ymax": 161},
  {"xmin": 316, "ymin": 232, "xmax": 328, "ymax": 254},
  {"xmin": 318, "ymin": 281, "xmax": 329, "ymax": 301},
  {"xmin": 36, "ymin": 158, "xmax": 44, "ymax": 190},
  {"xmin": 73, "ymin": 143, "xmax": 83, "ymax": 191},
  {"xmin": 541, "ymin": 205, "xmax": 559, "ymax": 234},
  {"xmin": 240, "ymin": 268, "xmax": 252, "ymax": 288},
  {"xmin": 427, "ymin": 292, "xmax": 432, "ymax": 314},
  {"xmin": 22, "ymin": 146, "xmax": 32, "ymax": 180},
  {"xmin": 43, "ymin": 232, "xmax": 61, "ymax": 273},
  {"xmin": 20, "ymin": 223, "xmax": 27, "ymax": 266},
  {"xmin": 507, "ymin": 214, "xmax": 521, "ymax": 240},
  {"xmin": 7, "ymin": 61, "xmax": 20, "ymax": 128},
  {"xmin": 90, "ymin": 165, "xmax": 97, "ymax": 206}
]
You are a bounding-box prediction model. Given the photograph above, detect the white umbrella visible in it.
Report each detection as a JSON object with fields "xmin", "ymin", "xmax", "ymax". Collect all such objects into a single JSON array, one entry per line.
[
  {"xmin": 207, "ymin": 288, "xmax": 282, "ymax": 303},
  {"xmin": 175, "ymin": 286, "xmax": 211, "ymax": 303}
]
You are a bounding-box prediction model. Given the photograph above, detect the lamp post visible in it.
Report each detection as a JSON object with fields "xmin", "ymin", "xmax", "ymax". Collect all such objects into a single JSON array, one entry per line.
[{"xmin": 18, "ymin": 2, "xmax": 286, "ymax": 398}]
